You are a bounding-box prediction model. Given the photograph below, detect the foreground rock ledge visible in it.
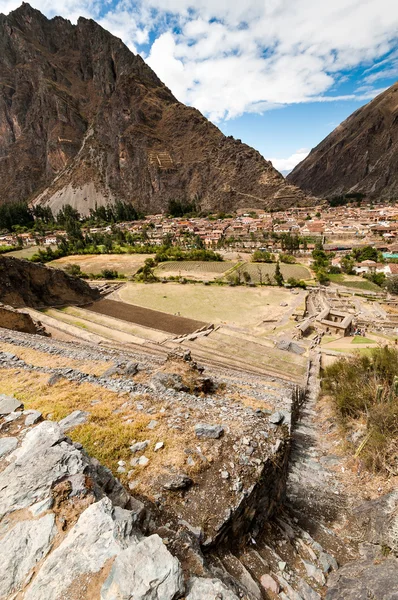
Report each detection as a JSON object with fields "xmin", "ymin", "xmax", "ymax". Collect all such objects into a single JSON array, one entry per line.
[{"xmin": 0, "ymin": 412, "xmax": 239, "ymax": 600}]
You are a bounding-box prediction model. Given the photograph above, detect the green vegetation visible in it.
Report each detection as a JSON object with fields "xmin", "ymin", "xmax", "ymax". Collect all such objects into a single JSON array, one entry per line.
[
  {"xmin": 352, "ymin": 336, "xmax": 376, "ymax": 344},
  {"xmin": 0, "ymin": 244, "xmax": 17, "ymax": 254},
  {"xmin": 328, "ymin": 192, "xmax": 364, "ymax": 207},
  {"xmin": 322, "ymin": 346, "xmax": 398, "ymax": 473},
  {"xmin": 386, "ymin": 275, "xmax": 398, "ymax": 295},
  {"xmin": 328, "ymin": 273, "xmax": 382, "ymax": 292},
  {"xmin": 274, "ymin": 261, "xmax": 284, "ymax": 286},
  {"xmin": 279, "ymin": 253, "xmax": 296, "ymax": 264},
  {"xmin": 0, "ymin": 202, "xmax": 35, "ymax": 231},
  {"xmin": 252, "ymin": 249, "xmax": 274, "ymax": 263}
]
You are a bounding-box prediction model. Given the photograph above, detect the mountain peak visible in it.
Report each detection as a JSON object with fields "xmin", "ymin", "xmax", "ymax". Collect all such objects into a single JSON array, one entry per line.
[
  {"xmin": 0, "ymin": 4, "xmax": 313, "ymax": 214},
  {"xmin": 288, "ymin": 81, "xmax": 398, "ymax": 199}
]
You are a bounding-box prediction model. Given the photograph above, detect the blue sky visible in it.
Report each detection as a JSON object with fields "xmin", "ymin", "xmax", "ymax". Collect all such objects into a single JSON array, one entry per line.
[{"xmin": 2, "ymin": 0, "xmax": 398, "ymax": 173}]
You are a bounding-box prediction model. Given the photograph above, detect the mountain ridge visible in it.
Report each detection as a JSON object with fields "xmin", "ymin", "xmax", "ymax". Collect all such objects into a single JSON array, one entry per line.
[
  {"xmin": 288, "ymin": 82, "xmax": 398, "ymax": 199},
  {"xmin": 0, "ymin": 3, "xmax": 312, "ymax": 215}
]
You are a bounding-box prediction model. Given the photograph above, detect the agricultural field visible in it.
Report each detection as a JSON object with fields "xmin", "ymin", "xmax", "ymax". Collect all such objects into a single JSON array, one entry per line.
[
  {"xmin": 8, "ymin": 245, "xmax": 55, "ymax": 259},
  {"xmin": 115, "ymin": 282, "xmax": 305, "ymax": 329},
  {"xmin": 240, "ymin": 262, "xmax": 311, "ymax": 283},
  {"xmin": 49, "ymin": 253, "xmax": 153, "ymax": 276},
  {"xmin": 155, "ymin": 260, "xmax": 235, "ymax": 281},
  {"xmin": 328, "ymin": 273, "xmax": 382, "ymax": 292},
  {"xmin": 86, "ymin": 298, "xmax": 205, "ymax": 335}
]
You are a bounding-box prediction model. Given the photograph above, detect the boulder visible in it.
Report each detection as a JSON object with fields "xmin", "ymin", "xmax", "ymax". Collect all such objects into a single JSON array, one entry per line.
[
  {"xmin": 326, "ymin": 554, "xmax": 398, "ymax": 600},
  {"xmin": 0, "ymin": 422, "xmax": 84, "ymax": 519},
  {"xmin": 162, "ymin": 473, "xmax": 193, "ymax": 491},
  {"xmin": 194, "ymin": 423, "xmax": 224, "ymax": 439},
  {"xmin": 101, "ymin": 534, "xmax": 184, "ymax": 600},
  {"xmin": 186, "ymin": 577, "xmax": 239, "ymax": 600},
  {"xmin": 24, "ymin": 498, "xmax": 138, "ymax": 600},
  {"xmin": 24, "ymin": 410, "xmax": 43, "ymax": 426},
  {"xmin": 352, "ymin": 490, "xmax": 398, "ymax": 553},
  {"xmin": 260, "ymin": 574, "xmax": 280, "ymax": 594},
  {"xmin": 0, "ymin": 436, "xmax": 18, "ymax": 458},
  {"xmin": 59, "ymin": 410, "xmax": 89, "ymax": 432},
  {"xmin": 0, "ymin": 394, "xmax": 23, "ymax": 415},
  {"xmin": 0, "ymin": 514, "xmax": 56, "ymax": 598},
  {"xmin": 130, "ymin": 440, "xmax": 149, "ymax": 454}
]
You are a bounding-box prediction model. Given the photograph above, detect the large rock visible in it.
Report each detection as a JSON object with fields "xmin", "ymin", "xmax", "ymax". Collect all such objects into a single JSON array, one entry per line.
[
  {"xmin": 326, "ymin": 554, "xmax": 398, "ymax": 600},
  {"xmin": 24, "ymin": 498, "xmax": 139, "ymax": 600},
  {"xmin": 186, "ymin": 577, "xmax": 239, "ymax": 600},
  {"xmin": 352, "ymin": 490, "xmax": 398, "ymax": 553},
  {"xmin": 0, "ymin": 422, "xmax": 85, "ymax": 519},
  {"xmin": 59, "ymin": 410, "xmax": 89, "ymax": 432},
  {"xmin": 194, "ymin": 424, "xmax": 224, "ymax": 439},
  {"xmin": 0, "ymin": 394, "xmax": 23, "ymax": 415},
  {"xmin": 0, "ymin": 436, "xmax": 18, "ymax": 458},
  {"xmin": 0, "ymin": 514, "xmax": 56, "ymax": 598},
  {"xmin": 101, "ymin": 534, "xmax": 184, "ymax": 600}
]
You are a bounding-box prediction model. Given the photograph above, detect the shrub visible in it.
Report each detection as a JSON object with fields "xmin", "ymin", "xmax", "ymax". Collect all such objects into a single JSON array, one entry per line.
[
  {"xmin": 280, "ymin": 253, "xmax": 296, "ymax": 264},
  {"xmin": 322, "ymin": 346, "xmax": 398, "ymax": 473}
]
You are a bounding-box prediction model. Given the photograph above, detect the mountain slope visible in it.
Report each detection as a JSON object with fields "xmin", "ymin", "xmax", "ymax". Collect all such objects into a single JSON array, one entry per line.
[
  {"xmin": 288, "ymin": 82, "xmax": 398, "ymax": 199},
  {"xmin": 0, "ymin": 3, "xmax": 310, "ymax": 214}
]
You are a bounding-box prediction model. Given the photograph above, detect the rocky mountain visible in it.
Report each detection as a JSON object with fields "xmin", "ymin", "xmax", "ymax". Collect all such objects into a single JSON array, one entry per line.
[
  {"xmin": 0, "ymin": 3, "xmax": 311, "ymax": 215},
  {"xmin": 0, "ymin": 256, "xmax": 99, "ymax": 307},
  {"xmin": 288, "ymin": 82, "xmax": 398, "ymax": 199}
]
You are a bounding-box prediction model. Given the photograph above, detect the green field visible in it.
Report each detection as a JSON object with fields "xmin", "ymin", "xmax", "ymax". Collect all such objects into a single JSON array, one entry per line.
[
  {"xmin": 241, "ymin": 262, "xmax": 311, "ymax": 283},
  {"xmin": 117, "ymin": 282, "xmax": 301, "ymax": 329},
  {"xmin": 155, "ymin": 260, "xmax": 234, "ymax": 279},
  {"xmin": 328, "ymin": 273, "xmax": 382, "ymax": 292},
  {"xmin": 352, "ymin": 336, "xmax": 376, "ymax": 344},
  {"xmin": 8, "ymin": 245, "xmax": 54, "ymax": 259}
]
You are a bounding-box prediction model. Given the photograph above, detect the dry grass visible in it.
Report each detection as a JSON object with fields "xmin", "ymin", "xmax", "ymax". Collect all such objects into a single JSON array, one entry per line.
[
  {"xmin": 0, "ymin": 369, "xmax": 207, "ymax": 497},
  {"xmin": 0, "ymin": 342, "xmax": 110, "ymax": 376}
]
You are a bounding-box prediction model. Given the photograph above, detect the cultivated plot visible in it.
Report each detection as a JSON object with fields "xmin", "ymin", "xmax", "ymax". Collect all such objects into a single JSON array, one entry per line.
[
  {"xmin": 155, "ymin": 260, "xmax": 235, "ymax": 280},
  {"xmin": 241, "ymin": 262, "xmax": 311, "ymax": 283},
  {"xmin": 86, "ymin": 298, "xmax": 206, "ymax": 335},
  {"xmin": 50, "ymin": 253, "xmax": 154, "ymax": 275}
]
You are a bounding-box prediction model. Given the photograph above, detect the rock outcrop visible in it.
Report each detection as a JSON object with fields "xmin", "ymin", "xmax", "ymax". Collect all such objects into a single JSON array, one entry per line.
[
  {"xmin": 0, "ymin": 401, "xmax": 233, "ymax": 600},
  {"xmin": 0, "ymin": 303, "xmax": 48, "ymax": 334},
  {"xmin": 0, "ymin": 255, "xmax": 99, "ymax": 307},
  {"xmin": 288, "ymin": 81, "xmax": 398, "ymax": 199},
  {"xmin": 0, "ymin": 3, "xmax": 312, "ymax": 214}
]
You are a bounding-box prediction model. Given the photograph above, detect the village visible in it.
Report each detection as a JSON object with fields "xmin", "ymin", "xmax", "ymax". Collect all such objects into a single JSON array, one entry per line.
[{"xmin": 2, "ymin": 202, "xmax": 398, "ymax": 278}]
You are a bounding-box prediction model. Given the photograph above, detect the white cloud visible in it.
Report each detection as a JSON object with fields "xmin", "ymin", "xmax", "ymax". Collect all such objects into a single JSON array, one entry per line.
[
  {"xmin": 269, "ymin": 149, "xmax": 310, "ymax": 175},
  {"xmin": 2, "ymin": 0, "xmax": 398, "ymax": 120}
]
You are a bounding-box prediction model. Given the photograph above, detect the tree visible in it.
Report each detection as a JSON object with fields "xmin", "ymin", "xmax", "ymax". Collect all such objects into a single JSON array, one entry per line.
[
  {"xmin": 274, "ymin": 261, "xmax": 284, "ymax": 286},
  {"xmin": 341, "ymin": 256, "xmax": 355, "ymax": 275},
  {"xmin": 387, "ymin": 275, "xmax": 398, "ymax": 295},
  {"xmin": 252, "ymin": 249, "xmax": 274, "ymax": 263},
  {"xmin": 243, "ymin": 271, "xmax": 251, "ymax": 284},
  {"xmin": 316, "ymin": 268, "xmax": 330, "ymax": 285},
  {"xmin": 256, "ymin": 265, "xmax": 263, "ymax": 286}
]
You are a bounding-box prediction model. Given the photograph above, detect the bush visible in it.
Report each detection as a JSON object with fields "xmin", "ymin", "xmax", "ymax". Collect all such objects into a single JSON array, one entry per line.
[
  {"xmin": 280, "ymin": 253, "xmax": 296, "ymax": 264},
  {"xmin": 286, "ymin": 277, "xmax": 307, "ymax": 289},
  {"xmin": 322, "ymin": 346, "xmax": 398, "ymax": 473}
]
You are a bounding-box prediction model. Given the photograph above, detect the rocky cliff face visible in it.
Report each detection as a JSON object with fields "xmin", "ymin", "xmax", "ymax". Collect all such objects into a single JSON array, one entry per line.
[
  {"xmin": 0, "ymin": 3, "xmax": 311, "ymax": 215},
  {"xmin": 288, "ymin": 81, "xmax": 398, "ymax": 199},
  {"xmin": 0, "ymin": 255, "xmax": 99, "ymax": 307}
]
